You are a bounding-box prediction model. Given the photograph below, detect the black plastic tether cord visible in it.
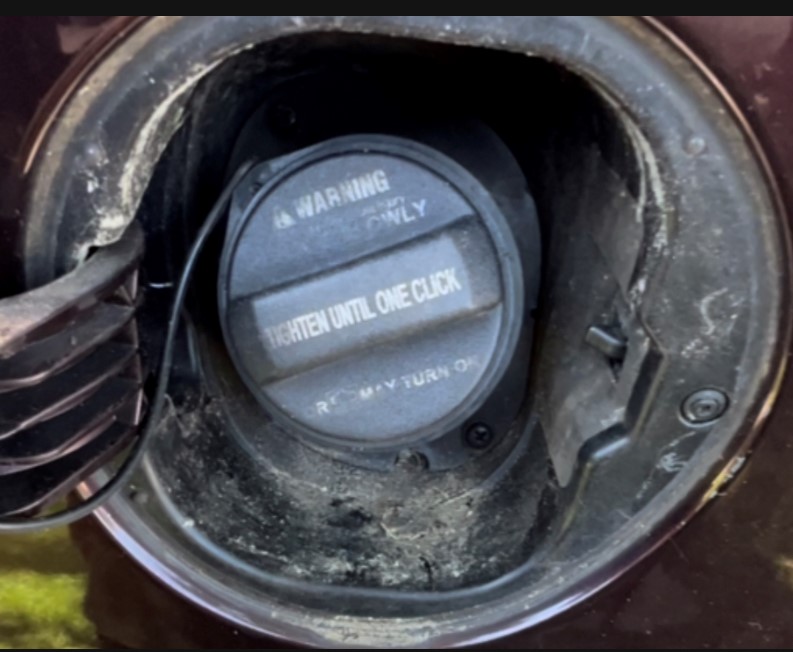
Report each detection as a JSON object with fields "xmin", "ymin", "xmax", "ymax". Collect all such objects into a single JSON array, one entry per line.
[{"xmin": 0, "ymin": 161, "xmax": 256, "ymax": 533}]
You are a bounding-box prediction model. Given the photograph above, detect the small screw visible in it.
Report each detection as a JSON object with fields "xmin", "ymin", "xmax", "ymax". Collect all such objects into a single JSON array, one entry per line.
[
  {"xmin": 465, "ymin": 423, "xmax": 494, "ymax": 449},
  {"xmin": 682, "ymin": 389, "xmax": 729, "ymax": 424},
  {"xmin": 395, "ymin": 450, "xmax": 428, "ymax": 471}
]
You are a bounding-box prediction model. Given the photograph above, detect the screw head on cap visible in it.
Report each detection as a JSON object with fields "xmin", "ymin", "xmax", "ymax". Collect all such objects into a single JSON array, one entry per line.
[{"xmin": 465, "ymin": 423, "xmax": 494, "ymax": 449}]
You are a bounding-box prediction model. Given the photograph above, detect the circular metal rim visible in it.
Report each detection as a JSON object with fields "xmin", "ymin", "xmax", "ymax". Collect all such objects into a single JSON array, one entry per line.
[{"xmin": 52, "ymin": 14, "xmax": 788, "ymax": 648}]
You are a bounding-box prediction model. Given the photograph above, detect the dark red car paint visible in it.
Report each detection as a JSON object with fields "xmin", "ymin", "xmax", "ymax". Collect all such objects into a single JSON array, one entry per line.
[{"xmin": 2, "ymin": 16, "xmax": 793, "ymax": 649}]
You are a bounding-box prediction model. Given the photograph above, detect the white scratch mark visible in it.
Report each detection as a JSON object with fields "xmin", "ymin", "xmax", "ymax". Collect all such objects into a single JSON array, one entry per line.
[
  {"xmin": 657, "ymin": 452, "xmax": 687, "ymax": 473},
  {"xmin": 700, "ymin": 288, "xmax": 729, "ymax": 336}
]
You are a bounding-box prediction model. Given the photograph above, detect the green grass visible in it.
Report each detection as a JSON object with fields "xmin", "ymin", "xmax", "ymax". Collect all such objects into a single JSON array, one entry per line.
[{"xmin": 0, "ymin": 528, "xmax": 96, "ymax": 649}]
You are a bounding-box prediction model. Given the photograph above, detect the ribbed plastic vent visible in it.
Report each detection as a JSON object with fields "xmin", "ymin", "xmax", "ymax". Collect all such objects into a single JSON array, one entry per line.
[{"xmin": 0, "ymin": 225, "xmax": 143, "ymax": 515}]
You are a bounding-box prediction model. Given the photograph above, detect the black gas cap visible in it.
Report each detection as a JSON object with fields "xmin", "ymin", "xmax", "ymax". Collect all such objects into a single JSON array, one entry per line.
[{"xmin": 219, "ymin": 135, "xmax": 525, "ymax": 449}]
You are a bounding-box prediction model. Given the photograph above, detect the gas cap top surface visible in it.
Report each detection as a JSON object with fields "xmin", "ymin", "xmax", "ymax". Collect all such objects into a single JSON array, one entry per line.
[{"xmin": 219, "ymin": 136, "xmax": 524, "ymax": 449}]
